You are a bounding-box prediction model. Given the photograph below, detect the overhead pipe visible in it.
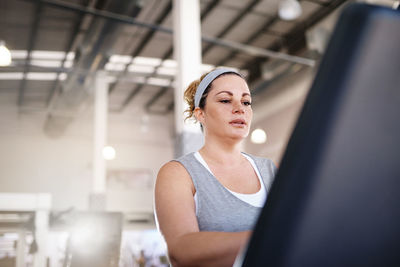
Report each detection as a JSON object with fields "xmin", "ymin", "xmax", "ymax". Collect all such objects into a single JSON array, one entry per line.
[
  {"xmin": 19, "ymin": 0, "xmax": 318, "ymax": 127},
  {"xmin": 42, "ymin": 0, "xmax": 142, "ymax": 137},
  {"xmin": 46, "ymin": 0, "xmax": 91, "ymax": 107},
  {"xmin": 24, "ymin": 0, "xmax": 316, "ymax": 66}
]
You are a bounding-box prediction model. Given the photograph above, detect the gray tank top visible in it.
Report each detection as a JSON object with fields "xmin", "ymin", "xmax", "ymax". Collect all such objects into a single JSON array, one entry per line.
[{"xmin": 174, "ymin": 152, "xmax": 276, "ymax": 232}]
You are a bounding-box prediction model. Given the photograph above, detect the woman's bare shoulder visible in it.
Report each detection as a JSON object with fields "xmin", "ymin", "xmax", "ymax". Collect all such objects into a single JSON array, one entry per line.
[
  {"xmin": 156, "ymin": 160, "xmax": 194, "ymax": 190},
  {"xmin": 158, "ymin": 160, "xmax": 188, "ymax": 178}
]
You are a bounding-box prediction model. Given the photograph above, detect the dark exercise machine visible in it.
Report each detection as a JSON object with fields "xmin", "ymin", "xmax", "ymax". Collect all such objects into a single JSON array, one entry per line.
[{"xmin": 238, "ymin": 3, "xmax": 400, "ymax": 266}]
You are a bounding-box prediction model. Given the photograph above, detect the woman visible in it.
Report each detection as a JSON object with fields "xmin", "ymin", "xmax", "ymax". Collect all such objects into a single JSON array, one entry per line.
[{"xmin": 154, "ymin": 68, "xmax": 276, "ymax": 267}]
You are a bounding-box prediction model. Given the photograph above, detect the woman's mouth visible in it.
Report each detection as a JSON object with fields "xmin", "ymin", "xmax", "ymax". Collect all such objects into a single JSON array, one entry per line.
[{"xmin": 229, "ymin": 119, "xmax": 246, "ymax": 127}]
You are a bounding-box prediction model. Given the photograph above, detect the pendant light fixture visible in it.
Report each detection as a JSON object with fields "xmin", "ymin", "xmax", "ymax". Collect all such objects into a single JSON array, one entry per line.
[
  {"xmin": 279, "ymin": 0, "xmax": 303, "ymax": 21},
  {"xmin": 0, "ymin": 40, "xmax": 12, "ymax": 66}
]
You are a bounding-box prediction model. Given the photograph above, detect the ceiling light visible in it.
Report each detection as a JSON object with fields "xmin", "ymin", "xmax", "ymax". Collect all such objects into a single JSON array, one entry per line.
[
  {"xmin": 0, "ymin": 72, "xmax": 24, "ymax": 79},
  {"xmin": 133, "ymin": 56, "xmax": 162, "ymax": 66},
  {"xmin": 31, "ymin": 50, "xmax": 67, "ymax": 60},
  {"xmin": 10, "ymin": 50, "xmax": 27, "ymax": 59},
  {"xmin": 102, "ymin": 146, "xmax": 116, "ymax": 160},
  {"xmin": 162, "ymin": 59, "xmax": 177, "ymax": 68},
  {"xmin": 105, "ymin": 62, "xmax": 126, "ymax": 71},
  {"xmin": 147, "ymin": 77, "xmax": 171, "ymax": 87},
  {"xmin": 0, "ymin": 72, "xmax": 68, "ymax": 80},
  {"xmin": 251, "ymin": 128, "xmax": 267, "ymax": 144},
  {"xmin": 279, "ymin": 0, "xmax": 302, "ymax": 21},
  {"xmin": 109, "ymin": 54, "xmax": 132, "ymax": 64},
  {"xmin": 128, "ymin": 64, "xmax": 155, "ymax": 73},
  {"xmin": 0, "ymin": 40, "xmax": 12, "ymax": 66},
  {"xmin": 26, "ymin": 72, "xmax": 59, "ymax": 80},
  {"xmin": 156, "ymin": 67, "xmax": 177, "ymax": 76},
  {"xmin": 30, "ymin": 60, "xmax": 63, "ymax": 68}
]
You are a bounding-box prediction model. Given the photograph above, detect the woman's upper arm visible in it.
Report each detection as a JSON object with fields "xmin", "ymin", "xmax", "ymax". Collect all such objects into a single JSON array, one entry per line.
[{"xmin": 154, "ymin": 161, "xmax": 199, "ymax": 246}]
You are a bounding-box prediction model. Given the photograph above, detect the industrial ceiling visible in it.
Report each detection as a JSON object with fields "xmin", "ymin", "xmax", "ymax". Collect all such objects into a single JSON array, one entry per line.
[{"xmin": 1, "ymin": 0, "xmax": 392, "ymax": 137}]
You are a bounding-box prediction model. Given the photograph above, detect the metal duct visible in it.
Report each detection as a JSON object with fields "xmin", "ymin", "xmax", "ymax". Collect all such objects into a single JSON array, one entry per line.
[{"xmin": 43, "ymin": 0, "xmax": 142, "ymax": 138}]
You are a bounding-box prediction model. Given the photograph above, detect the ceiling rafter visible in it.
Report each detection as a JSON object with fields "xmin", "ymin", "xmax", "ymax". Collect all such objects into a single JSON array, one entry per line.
[
  {"xmin": 144, "ymin": 0, "xmax": 222, "ymax": 114},
  {"xmin": 111, "ymin": 1, "xmax": 173, "ymax": 112},
  {"xmin": 242, "ymin": 0, "xmax": 349, "ymax": 85},
  {"xmin": 18, "ymin": 0, "xmax": 43, "ymax": 106},
  {"xmin": 216, "ymin": 0, "xmax": 320, "ymax": 68},
  {"xmin": 216, "ymin": 16, "xmax": 279, "ymax": 67},
  {"xmin": 119, "ymin": 0, "xmax": 222, "ymax": 114},
  {"xmin": 108, "ymin": 0, "xmax": 173, "ymax": 95},
  {"xmin": 45, "ymin": 0, "xmax": 91, "ymax": 107},
  {"xmin": 201, "ymin": 0, "xmax": 262, "ymax": 57},
  {"xmin": 18, "ymin": 0, "xmax": 314, "ymax": 69},
  {"xmin": 1, "ymin": 0, "xmax": 363, "ymax": 125}
]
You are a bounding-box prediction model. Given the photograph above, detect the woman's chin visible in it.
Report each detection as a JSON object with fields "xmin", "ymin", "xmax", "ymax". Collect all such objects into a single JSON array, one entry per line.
[{"xmin": 228, "ymin": 131, "xmax": 249, "ymax": 141}]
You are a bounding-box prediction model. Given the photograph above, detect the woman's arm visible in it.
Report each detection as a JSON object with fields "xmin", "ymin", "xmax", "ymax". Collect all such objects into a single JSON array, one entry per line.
[
  {"xmin": 154, "ymin": 161, "xmax": 251, "ymax": 267},
  {"xmin": 166, "ymin": 231, "xmax": 250, "ymax": 267}
]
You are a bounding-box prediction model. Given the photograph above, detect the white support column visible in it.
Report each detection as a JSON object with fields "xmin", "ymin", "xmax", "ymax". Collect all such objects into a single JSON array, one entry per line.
[
  {"xmin": 33, "ymin": 210, "xmax": 49, "ymax": 267},
  {"xmin": 16, "ymin": 230, "xmax": 26, "ymax": 267},
  {"xmin": 33, "ymin": 194, "xmax": 51, "ymax": 267},
  {"xmin": 91, "ymin": 72, "xmax": 108, "ymax": 210},
  {"xmin": 0, "ymin": 193, "xmax": 51, "ymax": 267},
  {"xmin": 173, "ymin": 0, "xmax": 204, "ymax": 157}
]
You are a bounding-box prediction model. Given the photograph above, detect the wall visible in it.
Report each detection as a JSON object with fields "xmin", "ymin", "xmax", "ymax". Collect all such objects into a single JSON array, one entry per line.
[{"xmin": 0, "ymin": 106, "xmax": 174, "ymax": 212}]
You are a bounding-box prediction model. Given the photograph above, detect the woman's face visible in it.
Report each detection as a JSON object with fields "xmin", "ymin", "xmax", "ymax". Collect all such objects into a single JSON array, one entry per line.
[{"xmin": 196, "ymin": 74, "xmax": 253, "ymax": 141}]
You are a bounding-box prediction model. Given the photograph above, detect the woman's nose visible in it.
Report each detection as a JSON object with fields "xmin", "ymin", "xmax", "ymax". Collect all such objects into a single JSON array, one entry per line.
[{"xmin": 232, "ymin": 101, "xmax": 244, "ymax": 113}]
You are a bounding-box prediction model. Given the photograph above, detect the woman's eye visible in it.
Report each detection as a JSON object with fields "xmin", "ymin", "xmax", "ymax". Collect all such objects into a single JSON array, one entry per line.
[
  {"xmin": 220, "ymin": 99, "xmax": 230, "ymax": 103},
  {"xmin": 243, "ymin": 101, "xmax": 252, "ymax": 106}
]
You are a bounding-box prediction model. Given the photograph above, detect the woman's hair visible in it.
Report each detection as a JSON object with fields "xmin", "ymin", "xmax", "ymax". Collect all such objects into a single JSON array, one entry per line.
[
  {"xmin": 183, "ymin": 70, "xmax": 242, "ymax": 121},
  {"xmin": 184, "ymin": 72, "xmax": 208, "ymax": 121}
]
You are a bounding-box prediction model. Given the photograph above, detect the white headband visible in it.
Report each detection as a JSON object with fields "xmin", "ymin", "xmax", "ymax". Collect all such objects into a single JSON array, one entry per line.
[{"xmin": 194, "ymin": 68, "xmax": 241, "ymax": 107}]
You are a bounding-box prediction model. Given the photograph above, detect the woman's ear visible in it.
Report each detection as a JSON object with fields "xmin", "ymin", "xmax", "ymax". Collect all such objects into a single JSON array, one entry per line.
[{"xmin": 194, "ymin": 107, "xmax": 205, "ymax": 124}]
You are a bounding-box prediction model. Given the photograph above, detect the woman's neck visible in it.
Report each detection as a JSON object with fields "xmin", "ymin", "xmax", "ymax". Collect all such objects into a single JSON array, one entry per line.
[{"xmin": 199, "ymin": 137, "xmax": 244, "ymax": 165}]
